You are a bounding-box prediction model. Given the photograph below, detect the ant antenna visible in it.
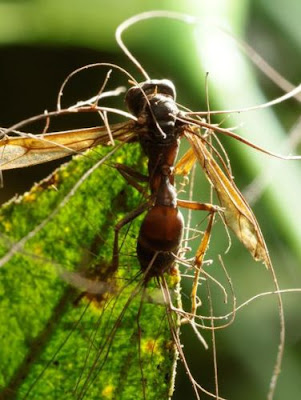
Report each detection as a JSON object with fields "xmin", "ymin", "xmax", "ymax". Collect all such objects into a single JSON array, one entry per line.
[{"xmin": 115, "ymin": 10, "xmax": 197, "ymax": 80}]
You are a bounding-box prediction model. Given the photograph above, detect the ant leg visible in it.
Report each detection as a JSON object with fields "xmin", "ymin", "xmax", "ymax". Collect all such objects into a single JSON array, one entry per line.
[
  {"xmin": 114, "ymin": 163, "xmax": 148, "ymax": 182},
  {"xmin": 112, "ymin": 164, "xmax": 151, "ymax": 270},
  {"xmin": 112, "ymin": 201, "xmax": 150, "ymax": 270},
  {"xmin": 114, "ymin": 163, "xmax": 148, "ymax": 196},
  {"xmin": 178, "ymin": 199, "xmax": 220, "ymax": 319},
  {"xmin": 177, "ymin": 199, "xmax": 222, "ymax": 213},
  {"xmin": 190, "ymin": 212, "xmax": 215, "ymax": 317}
]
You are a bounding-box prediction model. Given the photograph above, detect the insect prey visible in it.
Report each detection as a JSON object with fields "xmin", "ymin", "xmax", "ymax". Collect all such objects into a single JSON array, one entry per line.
[{"xmin": 0, "ymin": 10, "xmax": 301, "ymax": 400}]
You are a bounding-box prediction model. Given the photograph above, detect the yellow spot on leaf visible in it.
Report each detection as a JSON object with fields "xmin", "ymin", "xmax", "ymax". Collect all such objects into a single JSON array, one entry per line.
[
  {"xmin": 32, "ymin": 244, "xmax": 43, "ymax": 256},
  {"xmin": 3, "ymin": 220, "xmax": 12, "ymax": 232},
  {"xmin": 115, "ymin": 156, "xmax": 124, "ymax": 164},
  {"xmin": 23, "ymin": 192, "xmax": 36, "ymax": 203},
  {"xmin": 102, "ymin": 384, "xmax": 114, "ymax": 398},
  {"xmin": 142, "ymin": 339, "xmax": 159, "ymax": 355},
  {"xmin": 61, "ymin": 170, "xmax": 70, "ymax": 180}
]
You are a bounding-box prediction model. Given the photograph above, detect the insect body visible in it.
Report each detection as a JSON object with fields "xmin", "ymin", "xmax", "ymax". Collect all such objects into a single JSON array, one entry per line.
[
  {"xmin": 122, "ymin": 79, "xmax": 185, "ymax": 276},
  {"xmin": 112, "ymin": 78, "xmax": 219, "ymax": 292},
  {"xmin": 1, "ymin": 11, "xmax": 300, "ymax": 400},
  {"xmin": 0, "ymin": 73, "xmax": 291, "ymax": 400},
  {"xmin": 0, "ymin": 78, "xmax": 221, "ymax": 400}
]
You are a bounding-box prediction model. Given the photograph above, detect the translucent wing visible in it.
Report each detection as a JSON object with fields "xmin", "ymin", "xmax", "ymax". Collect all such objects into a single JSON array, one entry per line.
[
  {"xmin": 0, "ymin": 121, "xmax": 135, "ymax": 170},
  {"xmin": 177, "ymin": 130, "xmax": 270, "ymax": 267}
]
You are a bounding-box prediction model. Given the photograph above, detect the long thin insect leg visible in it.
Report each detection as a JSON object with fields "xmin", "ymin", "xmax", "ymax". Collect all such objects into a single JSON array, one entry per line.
[
  {"xmin": 178, "ymin": 199, "xmax": 219, "ymax": 318},
  {"xmin": 112, "ymin": 202, "xmax": 150, "ymax": 269},
  {"xmin": 112, "ymin": 159, "xmax": 152, "ymax": 270},
  {"xmin": 114, "ymin": 163, "xmax": 149, "ymax": 195},
  {"xmin": 136, "ymin": 285, "xmax": 147, "ymax": 400},
  {"xmin": 178, "ymin": 206, "xmax": 215, "ymax": 323},
  {"xmin": 191, "ymin": 212, "xmax": 215, "ymax": 317},
  {"xmin": 114, "ymin": 163, "xmax": 149, "ymax": 182},
  {"xmin": 177, "ymin": 199, "xmax": 221, "ymax": 213}
]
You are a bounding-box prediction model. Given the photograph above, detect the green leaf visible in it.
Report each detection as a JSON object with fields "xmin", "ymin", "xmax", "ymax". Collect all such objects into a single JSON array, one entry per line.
[{"xmin": 0, "ymin": 143, "xmax": 179, "ymax": 400}]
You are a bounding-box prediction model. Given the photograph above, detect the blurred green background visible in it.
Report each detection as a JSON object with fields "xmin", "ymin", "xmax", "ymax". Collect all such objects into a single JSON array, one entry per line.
[{"xmin": 0, "ymin": 0, "xmax": 300, "ymax": 399}]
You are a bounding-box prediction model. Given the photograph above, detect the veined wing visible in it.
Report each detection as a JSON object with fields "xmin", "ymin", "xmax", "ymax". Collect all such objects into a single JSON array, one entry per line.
[
  {"xmin": 178, "ymin": 130, "xmax": 270, "ymax": 267},
  {"xmin": 0, "ymin": 121, "xmax": 135, "ymax": 170}
]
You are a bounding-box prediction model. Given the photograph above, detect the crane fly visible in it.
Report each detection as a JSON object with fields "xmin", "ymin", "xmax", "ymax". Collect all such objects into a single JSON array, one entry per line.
[{"xmin": 0, "ymin": 10, "xmax": 301, "ymax": 400}]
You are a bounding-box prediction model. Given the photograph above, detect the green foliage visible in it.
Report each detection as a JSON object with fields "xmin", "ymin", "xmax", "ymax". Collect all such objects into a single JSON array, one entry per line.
[{"xmin": 0, "ymin": 144, "xmax": 179, "ymax": 399}]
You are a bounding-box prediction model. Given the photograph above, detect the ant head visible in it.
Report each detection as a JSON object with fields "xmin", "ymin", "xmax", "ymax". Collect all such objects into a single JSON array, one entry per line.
[{"xmin": 125, "ymin": 79, "xmax": 176, "ymax": 116}]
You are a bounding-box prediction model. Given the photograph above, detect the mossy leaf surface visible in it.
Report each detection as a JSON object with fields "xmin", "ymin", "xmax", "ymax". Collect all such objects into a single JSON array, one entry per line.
[{"xmin": 0, "ymin": 143, "xmax": 178, "ymax": 400}]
